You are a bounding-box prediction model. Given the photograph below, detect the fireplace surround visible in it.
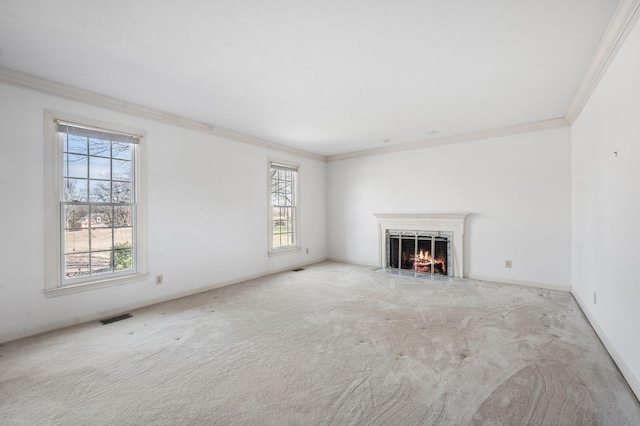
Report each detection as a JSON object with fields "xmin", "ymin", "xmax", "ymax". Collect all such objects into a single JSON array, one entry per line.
[
  {"xmin": 374, "ymin": 213, "xmax": 468, "ymax": 278},
  {"xmin": 387, "ymin": 229, "xmax": 451, "ymax": 275}
]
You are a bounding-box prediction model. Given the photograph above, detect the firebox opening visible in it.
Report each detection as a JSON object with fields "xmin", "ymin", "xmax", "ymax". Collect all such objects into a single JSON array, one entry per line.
[{"xmin": 387, "ymin": 230, "xmax": 451, "ymax": 275}]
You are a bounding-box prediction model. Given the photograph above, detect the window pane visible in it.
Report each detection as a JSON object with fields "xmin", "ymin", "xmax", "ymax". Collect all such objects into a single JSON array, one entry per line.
[
  {"xmin": 112, "ymin": 159, "xmax": 131, "ymax": 181},
  {"xmin": 65, "ymin": 253, "xmax": 90, "ymax": 278},
  {"xmin": 112, "ymin": 142, "xmax": 131, "ymax": 160},
  {"xmin": 112, "ymin": 181, "xmax": 131, "ymax": 203},
  {"xmin": 91, "ymin": 228, "xmax": 113, "ymax": 252},
  {"xmin": 113, "ymin": 248, "xmax": 133, "ymax": 271},
  {"xmin": 64, "ymin": 228, "xmax": 89, "ymax": 254},
  {"xmin": 92, "ymin": 205, "xmax": 113, "ymax": 227},
  {"xmin": 113, "ymin": 206, "xmax": 133, "ymax": 227},
  {"xmin": 114, "ymin": 227, "xmax": 133, "ymax": 247},
  {"xmin": 273, "ymin": 220, "xmax": 282, "ymax": 235},
  {"xmin": 89, "ymin": 138, "xmax": 111, "ymax": 157},
  {"xmin": 91, "ymin": 251, "xmax": 112, "ymax": 274},
  {"xmin": 63, "ymin": 179, "xmax": 88, "ymax": 202},
  {"xmin": 65, "ymin": 154, "xmax": 87, "ymax": 178},
  {"xmin": 64, "ymin": 134, "xmax": 88, "ymax": 155},
  {"xmin": 89, "ymin": 180, "xmax": 111, "ymax": 202},
  {"xmin": 90, "ymin": 156, "xmax": 111, "ymax": 179},
  {"xmin": 64, "ymin": 204, "xmax": 89, "ymax": 229}
]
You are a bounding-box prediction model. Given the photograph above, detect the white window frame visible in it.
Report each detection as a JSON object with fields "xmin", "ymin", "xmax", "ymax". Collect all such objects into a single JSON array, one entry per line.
[
  {"xmin": 268, "ymin": 158, "xmax": 300, "ymax": 255},
  {"xmin": 44, "ymin": 110, "xmax": 147, "ymax": 297}
]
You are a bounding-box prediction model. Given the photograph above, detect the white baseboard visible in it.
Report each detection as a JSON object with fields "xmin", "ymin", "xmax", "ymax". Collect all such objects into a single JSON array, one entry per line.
[
  {"xmin": 468, "ymin": 274, "xmax": 571, "ymax": 292},
  {"xmin": 0, "ymin": 258, "xmax": 328, "ymax": 344},
  {"xmin": 572, "ymin": 289, "xmax": 640, "ymax": 401}
]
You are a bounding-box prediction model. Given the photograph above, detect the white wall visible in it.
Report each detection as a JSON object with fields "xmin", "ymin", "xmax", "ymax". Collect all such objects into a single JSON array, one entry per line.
[
  {"xmin": 571, "ymin": 16, "xmax": 640, "ymax": 396},
  {"xmin": 327, "ymin": 127, "xmax": 572, "ymax": 290},
  {"xmin": 0, "ymin": 82, "xmax": 327, "ymax": 343}
]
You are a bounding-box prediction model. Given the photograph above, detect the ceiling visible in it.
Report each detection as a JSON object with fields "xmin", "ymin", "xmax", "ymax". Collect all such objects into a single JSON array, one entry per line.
[{"xmin": 0, "ymin": 0, "xmax": 620, "ymax": 157}]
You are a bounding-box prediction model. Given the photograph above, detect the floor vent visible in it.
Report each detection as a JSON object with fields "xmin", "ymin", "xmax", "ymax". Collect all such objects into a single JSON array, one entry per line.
[
  {"xmin": 100, "ymin": 313, "xmax": 132, "ymax": 325},
  {"xmin": 292, "ymin": 268, "xmax": 305, "ymax": 272}
]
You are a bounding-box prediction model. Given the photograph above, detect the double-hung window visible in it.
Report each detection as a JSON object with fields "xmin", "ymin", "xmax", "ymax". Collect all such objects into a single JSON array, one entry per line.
[
  {"xmin": 45, "ymin": 111, "xmax": 145, "ymax": 295},
  {"xmin": 269, "ymin": 160, "xmax": 299, "ymax": 253}
]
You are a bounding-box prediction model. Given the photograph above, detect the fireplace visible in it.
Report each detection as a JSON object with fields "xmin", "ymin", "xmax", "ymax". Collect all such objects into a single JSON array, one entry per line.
[
  {"xmin": 374, "ymin": 213, "xmax": 468, "ymax": 278},
  {"xmin": 387, "ymin": 230, "xmax": 451, "ymax": 275}
]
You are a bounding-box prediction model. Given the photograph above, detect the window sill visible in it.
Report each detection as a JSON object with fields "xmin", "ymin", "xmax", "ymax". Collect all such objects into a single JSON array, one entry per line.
[
  {"xmin": 44, "ymin": 272, "xmax": 149, "ymax": 298},
  {"xmin": 268, "ymin": 246, "xmax": 301, "ymax": 257}
]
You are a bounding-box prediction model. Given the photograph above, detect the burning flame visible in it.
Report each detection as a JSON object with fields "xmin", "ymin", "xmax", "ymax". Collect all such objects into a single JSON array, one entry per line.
[{"xmin": 410, "ymin": 250, "xmax": 446, "ymax": 273}]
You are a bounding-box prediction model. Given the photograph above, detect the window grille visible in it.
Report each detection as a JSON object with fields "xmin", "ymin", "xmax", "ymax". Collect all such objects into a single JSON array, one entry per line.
[
  {"xmin": 270, "ymin": 161, "xmax": 298, "ymax": 251},
  {"xmin": 58, "ymin": 121, "xmax": 139, "ymax": 282}
]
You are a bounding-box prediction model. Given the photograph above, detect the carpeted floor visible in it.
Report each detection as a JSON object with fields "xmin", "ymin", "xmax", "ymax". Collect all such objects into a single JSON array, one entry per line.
[{"xmin": 1, "ymin": 261, "xmax": 639, "ymax": 425}]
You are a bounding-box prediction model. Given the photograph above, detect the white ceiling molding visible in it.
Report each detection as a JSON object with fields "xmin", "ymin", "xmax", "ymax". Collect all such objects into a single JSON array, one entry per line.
[
  {"xmin": 0, "ymin": 1, "xmax": 622, "ymax": 157},
  {"xmin": 1, "ymin": 65, "xmax": 571, "ymax": 164},
  {"xmin": 566, "ymin": 0, "xmax": 640, "ymax": 124},
  {"xmin": 327, "ymin": 118, "xmax": 570, "ymax": 162},
  {"xmin": 0, "ymin": 67, "xmax": 326, "ymax": 162},
  {"xmin": 4, "ymin": 0, "xmax": 634, "ymax": 166}
]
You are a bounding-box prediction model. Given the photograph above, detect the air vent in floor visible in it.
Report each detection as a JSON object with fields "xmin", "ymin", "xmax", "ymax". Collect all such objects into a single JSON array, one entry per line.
[{"xmin": 100, "ymin": 313, "xmax": 132, "ymax": 325}]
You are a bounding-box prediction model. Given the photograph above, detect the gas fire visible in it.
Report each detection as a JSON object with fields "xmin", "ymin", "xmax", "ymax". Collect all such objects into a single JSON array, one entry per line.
[{"xmin": 409, "ymin": 250, "xmax": 446, "ymax": 274}]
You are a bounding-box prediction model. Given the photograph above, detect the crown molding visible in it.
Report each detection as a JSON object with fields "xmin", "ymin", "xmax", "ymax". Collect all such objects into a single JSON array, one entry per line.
[
  {"xmin": 566, "ymin": 0, "xmax": 640, "ymax": 124},
  {"xmin": 1, "ymin": 59, "xmax": 600, "ymax": 164},
  {"xmin": 326, "ymin": 117, "xmax": 569, "ymax": 162},
  {"xmin": 0, "ymin": 66, "xmax": 326, "ymax": 162}
]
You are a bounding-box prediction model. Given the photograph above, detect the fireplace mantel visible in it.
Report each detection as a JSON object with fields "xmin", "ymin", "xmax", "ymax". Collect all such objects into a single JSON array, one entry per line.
[{"xmin": 374, "ymin": 213, "xmax": 469, "ymax": 278}]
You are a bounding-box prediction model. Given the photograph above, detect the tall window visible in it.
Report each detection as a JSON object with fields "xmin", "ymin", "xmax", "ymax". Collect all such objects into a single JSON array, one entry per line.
[
  {"xmin": 45, "ymin": 111, "xmax": 145, "ymax": 295},
  {"xmin": 270, "ymin": 161, "xmax": 298, "ymax": 252}
]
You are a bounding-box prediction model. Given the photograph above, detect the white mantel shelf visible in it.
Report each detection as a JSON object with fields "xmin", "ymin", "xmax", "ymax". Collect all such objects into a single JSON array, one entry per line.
[
  {"xmin": 374, "ymin": 213, "xmax": 469, "ymax": 223},
  {"xmin": 374, "ymin": 213, "xmax": 469, "ymax": 278}
]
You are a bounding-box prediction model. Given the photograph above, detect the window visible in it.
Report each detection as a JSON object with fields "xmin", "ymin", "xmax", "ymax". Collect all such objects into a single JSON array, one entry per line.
[
  {"xmin": 269, "ymin": 160, "xmax": 299, "ymax": 253},
  {"xmin": 45, "ymin": 111, "xmax": 145, "ymax": 296}
]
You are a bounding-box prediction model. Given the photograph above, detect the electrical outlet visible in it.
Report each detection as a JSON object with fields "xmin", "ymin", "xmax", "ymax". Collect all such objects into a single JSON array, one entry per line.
[
  {"xmin": 156, "ymin": 275, "xmax": 163, "ymax": 285},
  {"xmin": 505, "ymin": 260, "xmax": 512, "ymax": 268},
  {"xmin": 306, "ymin": 248, "xmax": 309, "ymax": 254},
  {"xmin": 593, "ymin": 291, "xmax": 597, "ymax": 305}
]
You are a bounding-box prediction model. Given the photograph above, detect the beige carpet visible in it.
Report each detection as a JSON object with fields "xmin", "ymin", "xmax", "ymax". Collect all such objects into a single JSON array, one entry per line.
[{"xmin": 1, "ymin": 261, "xmax": 639, "ymax": 425}]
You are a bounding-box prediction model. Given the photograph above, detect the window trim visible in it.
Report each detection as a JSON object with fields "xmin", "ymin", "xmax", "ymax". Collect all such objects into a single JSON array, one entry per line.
[
  {"xmin": 44, "ymin": 110, "xmax": 147, "ymax": 297},
  {"xmin": 268, "ymin": 158, "xmax": 300, "ymax": 256}
]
